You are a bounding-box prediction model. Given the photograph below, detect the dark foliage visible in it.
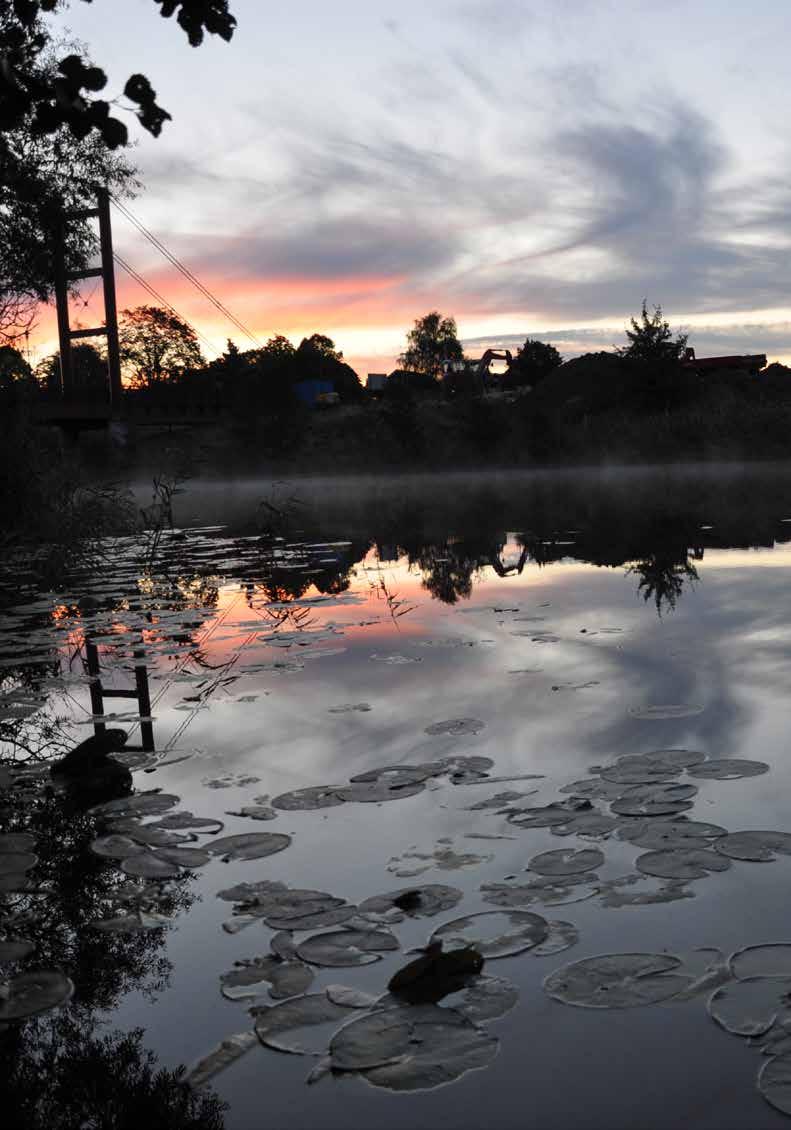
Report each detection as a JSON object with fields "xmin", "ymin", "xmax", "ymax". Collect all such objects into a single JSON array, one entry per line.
[{"xmin": 508, "ymin": 338, "xmax": 563, "ymax": 388}]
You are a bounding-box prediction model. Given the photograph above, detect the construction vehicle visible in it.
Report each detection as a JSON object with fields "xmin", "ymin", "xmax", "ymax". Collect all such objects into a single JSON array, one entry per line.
[{"xmin": 442, "ymin": 349, "xmax": 513, "ymax": 395}]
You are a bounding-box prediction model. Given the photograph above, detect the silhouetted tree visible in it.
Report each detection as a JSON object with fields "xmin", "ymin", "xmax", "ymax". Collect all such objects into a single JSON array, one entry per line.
[
  {"xmin": 0, "ymin": 2, "xmax": 236, "ymax": 149},
  {"xmin": 619, "ymin": 301, "xmax": 688, "ymax": 365},
  {"xmin": 509, "ymin": 339, "xmax": 562, "ymax": 387},
  {"xmin": 119, "ymin": 306, "xmax": 204, "ymax": 388},
  {"xmin": 294, "ymin": 334, "xmax": 363, "ymax": 402},
  {"xmin": 0, "ymin": 343, "xmax": 32, "ymax": 385},
  {"xmin": 400, "ymin": 311, "xmax": 464, "ymax": 381},
  {"xmin": 37, "ymin": 343, "xmax": 107, "ymax": 398}
]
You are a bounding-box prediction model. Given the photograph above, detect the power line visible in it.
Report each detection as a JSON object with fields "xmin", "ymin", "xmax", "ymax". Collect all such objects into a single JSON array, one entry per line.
[
  {"xmin": 110, "ymin": 195, "xmax": 263, "ymax": 349},
  {"xmin": 113, "ymin": 253, "xmax": 221, "ymax": 356}
]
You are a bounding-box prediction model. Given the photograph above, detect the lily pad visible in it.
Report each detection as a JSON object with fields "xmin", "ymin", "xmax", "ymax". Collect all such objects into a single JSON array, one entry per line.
[
  {"xmin": 328, "ymin": 703, "xmax": 372, "ymax": 713},
  {"xmin": 148, "ymin": 812, "xmax": 224, "ymax": 833},
  {"xmin": 619, "ymin": 819, "xmax": 727, "ymax": 851},
  {"xmin": 544, "ymin": 953, "xmax": 691, "ymax": 1008},
  {"xmin": 730, "ymin": 945, "xmax": 791, "ymax": 980},
  {"xmin": 708, "ymin": 977, "xmax": 791, "ymax": 1037},
  {"xmin": 759, "ymin": 1054, "xmax": 791, "ymax": 1116},
  {"xmin": 0, "ymin": 940, "xmax": 34, "ymax": 961},
  {"xmin": 688, "ymin": 758, "xmax": 769, "ymax": 780},
  {"xmin": 271, "ymin": 786, "xmax": 345, "ymax": 811},
  {"xmin": 254, "ymin": 991, "xmax": 360, "ymax": 1054},
  {"xmin": 89, "ymin": 792, "xmax": 180, "ymax": 819},
  {"xmin": 329, "ymin": 1003, "xmax": 499, "ymax": 1091},
  {"xmin": 551, "ymin": 811, "xmax": 622, "ymax": 839},
  {"xmin": 714, "ymin": 831, "xmax": 791, "ymax": 862},
  {"xmin": 205, "ymin": 833, "xmax": 291, "ymax": 862},
  {"xmin": 0, "ymin": 852, "xmax": 37, "ymax": 877},
  {"xmin": 221, "ymin": 957, "xmax": 314, "ymax": 1001},
  {"xmin": 358, "ymin": 885, "xmax": 464, "ymax": 923},
  {"xmin": 528, "ymin": 848, "xmax": 604, "ymax": 877},
  {"xmin": 635, "ymin": 848, "xmax": 731, "ymax": 880},
  {"xmin": 424, "ymin": 719, "xmax": 486, "ymax": 737},
  {"xmin": 335, "ymin": 780, "xmax": 425, "ymax": 804},
  {"xmin": 481, "ymin": 877, "xmax": 599, "ymax": 909},
  {"xmin": 153, "ymin": 846, "xmax": 211, "ymax": 869},
  {"xmin": 508, "ymin": 800, "xmax": 594, "ymax": 829},
  {"xmin": 90, "ymin": 835, "xmax": 147, "ymax": 860},
  {"xmin": 597, "ymin": 875, "xmax": 694, "ymax": 908},
  {"xmin": 558, "ymin": 779, "xmax": 626, "ymax": 802},
  {"xmin": 185, "ymin": 1031, "xmax": 258, "ymax": 1089},
  {"xmin": 430, "ymin": 910, "xmax": 548, "ymax": 959},
  {"xmin": 531, "ymin": 920, "xmax": 580, "ymax": 957},
  {"xmin": 0, "ymin": 970, "xmax": 74, "ymax": 1021},
  {"xmin": 120, "ymin": 852, "xmax": 183, "ymax": 880},
  {"xmin": 225, "ymin": 805, "xmax": 278, "ymax": 821},
  {"xmin": 265, "ymin": 904, "xmax": 357, "ymax": 932},
  {"xmin": 611, "ymin": 782, "xmax": 697, "ymax": 818},
  {"xmin": 296, "ymin": 927, "xmax": 399, "ymax": 967},
  {"xmin": 452, "ymin": 974, "xmax": 519, "ymax": 1023}
]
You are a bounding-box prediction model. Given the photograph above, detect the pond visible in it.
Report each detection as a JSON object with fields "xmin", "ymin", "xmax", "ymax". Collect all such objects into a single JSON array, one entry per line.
[{"xmin": 5, "ymin": 464, "xmax": 791, "ymax": 1128}]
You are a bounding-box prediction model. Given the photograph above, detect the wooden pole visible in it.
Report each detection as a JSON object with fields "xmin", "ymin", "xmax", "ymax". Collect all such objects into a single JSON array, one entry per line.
[
  {"xmin": 97, "ymin": 188, "xmax": 123, "ymax": 416},
  {"xmin": 53, "ymin": 218, "xmax": 73, "ymax": 399}
]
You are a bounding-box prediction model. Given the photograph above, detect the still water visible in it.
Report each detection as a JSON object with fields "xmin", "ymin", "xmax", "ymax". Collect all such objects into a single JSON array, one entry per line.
[{"xmin": 6, "ymin": 466, "xmax": 791, "ymax": 1128}]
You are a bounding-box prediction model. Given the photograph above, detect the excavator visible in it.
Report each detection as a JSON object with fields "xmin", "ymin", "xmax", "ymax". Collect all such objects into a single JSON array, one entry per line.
[{"xmin": 442, "ymin": 349, "xmax": 513, "ymax": 394}]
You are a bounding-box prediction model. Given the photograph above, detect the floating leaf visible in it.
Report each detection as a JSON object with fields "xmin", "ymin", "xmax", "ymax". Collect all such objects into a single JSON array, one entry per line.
[
  {"xmin": 265, "ymin": 904, "xmax": 356, "ymax": 932},
  {"xmin": 225, "ymin": 805, "xmax": 278, "ymax": 821},
  {"xmin": 153, "ymin": 846, "xmax": 210, "ymax": 869},
  {"xmin": 253, "ymin": 992, "xmax": 357, "ymax": 1054},
  {"xmin": 531, "ymin": 920, "xmax": 579, "ymax": 957},
  {"xmin": 618, "ymin": 819, "xmax": 727, "ymax": 851},
  {"xmin": 221, "ymin": 957, "xmax": 314, "ymax": 1001},
  {"xmin": 184, "ymin": 1031, "xmax": 258, "ymax": 1089},
  {"xmin": 106, "ymin": 822, "xmax": 194, "ymax": 848},
  {"xmin": 611, "ymin": 782, "xmax": 697, "ymax": 818},
  {"xmin": 335, "ymin": 780, "xmax": 424, "ymax": 804},
  {"xmin": 349, "ymin": 765, "xmax": 434, "ymax": 787},
  {"xmin": 0, "ymin": 852, "xmax": 36, "ymax": 877},
  {"xmin": 528, "ymin": 848, "xmax": 604, "ymax": 877},
  {"xmin": 481, "ymin": 876, "xmax": 599, "ymax": 909},
  {"xmin": 730, "ymin": 945, "xmax": 791, "ymax": 980},
  {"xmin": 271, "ymin": 786, "xmax": 345, "ymax": 811},
  {"xmin": 424, "ymin": 719, "xmax": 486, "ymax": 737},
  {"xmin": 544, "ymin": 953, "xmax": 690, "ymax": 1008},
  {"xmin": 120, "ymin": 852, "xmax": 182, "ymax": 880},
  {"xmin": 597, "ymin": 875, "xmax": 693, "ymax": 908},
  {"xmin": 635, "ymin": 848, "xmax": 730, "ymax": 880},
  {"xmin": 89, "ymin": 793, "xmax": 180, "ymax": 819},
  {"xmin": 90, "ymin": 835, "xmax": 146, "ymax": 860},
  {"xmin": 0, "ymin": 940, "xmax": 34, "ymax": 961},
  {"xmin": 551, "ymin": 811, "xmax": 622, "ymax": 839},
  {"xmin": 688, "ymin": 759, "xmax": 769, "ymax": 780},
  {"xmin": 296, "ymin": 926, "xmax": 399, "ymax": 967},
  {"xmin": 205, "ymin": 833, "xmax": 291, "ymax": 862},
  {"xmin": 714, "ymin": 831, "xmax": 791, "ymax": 863},
  {"xmin": 708, "ymin": 978, "xmax": 791, "ymax": 1037},
  {"xmin": 558, "ymin": 779, "xmax": 626, "ymax": 802},
  {"xmin": 430, "ymin": 910, "xmax": 548, "ymax": 959},
  {"xmin": 328, "ymin": 703, "xmax": 372, "ymax": 713},
  {"xmin": 0, "ymin": 970, "xmax": 74, "ymax": 1021},
  {"xmin": 149, "ymin": 813, "xmax": 224, "ymax": 833},
  {"xmin": 358, "ymin": 885, "xmax": 463, "ymax": 923},
  {"xmin": 324, "ymin": 984, "xmax": 380, "ymax": 1008},
  {"xmin": 759, "ymin": 1054, "xmax": 791, "ymax": 1116},
  {"xmin": 452, "ymin": 974, "xmax": 518, "ymax": 1023},
  {"xmin": 508, "ymin": 800, "xmax": 594, "ymax": 829},
  {"xmin": 329, "ymin": 1002, "xmax": 499, "ymax": 1091}
]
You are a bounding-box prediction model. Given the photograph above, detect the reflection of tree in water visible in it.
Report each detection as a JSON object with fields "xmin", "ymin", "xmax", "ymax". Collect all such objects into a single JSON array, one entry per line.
[
  {"xmin": 627, "ymin": 552, "xmax": 700, "ymax": 615},
  {"xmin": 404, "ymin": 534, "xmax": 522, "ymax": 605},
  {"xmin": 0, "ymin": 716, "xmax": 225, "ymax": 1129}
]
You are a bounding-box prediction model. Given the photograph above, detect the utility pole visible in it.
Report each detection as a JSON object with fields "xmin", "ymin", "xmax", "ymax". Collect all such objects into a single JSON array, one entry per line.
[{"xmin": 53, "ymin": 187, "xmax": 123, "ymax": 417}]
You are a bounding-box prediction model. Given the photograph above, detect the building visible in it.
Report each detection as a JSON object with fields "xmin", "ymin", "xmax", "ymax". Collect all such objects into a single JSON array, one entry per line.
[
  {"xmin": 366, "ymin": 373, "xmax": 388, "ymax": 393},
  {"xmin": 682, "ymin": 348, "xmax": 767, "ymax": 377}
]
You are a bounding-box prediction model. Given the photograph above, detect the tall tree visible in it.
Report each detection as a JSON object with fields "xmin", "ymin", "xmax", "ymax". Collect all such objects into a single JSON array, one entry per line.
[
  {"xmin": 510, "ymin": 339, "xmax": 563, "ymax": 387},
  {"xmin": 399, "ymin": 311, "xmax": 464, "ymax": 381},
  {"xmin": 619, "ymin": 301, "xmax": 688, "ymax": 364},
  {"xmin": 119, "ymin": 305, "xmax": 203, "ymax": 388}
]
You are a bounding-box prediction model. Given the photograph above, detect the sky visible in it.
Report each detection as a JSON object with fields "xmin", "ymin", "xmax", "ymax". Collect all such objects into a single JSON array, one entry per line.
[{"xmin": 37, "ymin": 0, "xmax": 791, "ymax": 374}]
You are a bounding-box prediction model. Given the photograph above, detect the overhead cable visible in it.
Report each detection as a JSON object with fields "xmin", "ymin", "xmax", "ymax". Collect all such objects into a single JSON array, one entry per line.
[{"xmin": 110, "ymin": 195, "xmax": 262, "ymax": 349}]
